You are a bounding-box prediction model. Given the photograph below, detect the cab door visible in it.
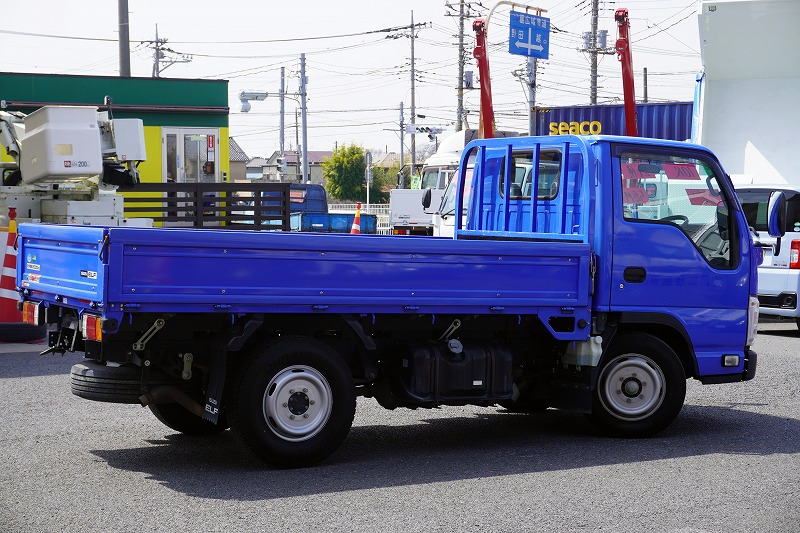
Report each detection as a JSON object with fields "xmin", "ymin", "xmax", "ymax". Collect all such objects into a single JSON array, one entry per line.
[{"xmin": 609, "ymin": 144, "xmax": 751, "ymax": 376}]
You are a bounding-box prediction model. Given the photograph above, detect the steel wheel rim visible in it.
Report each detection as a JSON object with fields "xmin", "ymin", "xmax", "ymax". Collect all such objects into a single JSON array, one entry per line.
[
  {"xmin": 262, "ymin": 365, "xmax": 332, "ymax": 442},
  {"xmin": 599, "ymin": 354, "xmax": 665, "ymax": 421}
]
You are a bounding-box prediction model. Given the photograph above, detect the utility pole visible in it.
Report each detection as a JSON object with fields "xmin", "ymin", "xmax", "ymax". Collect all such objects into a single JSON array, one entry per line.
[
  {"xmin": 279, "ymin": 67, "xmax": 285, "ymax": 182},
  {"xmin": 294, "ymin": 109, "xmax": 300, "ymax": 182},
  {"xmin": 590, "ymin": 0, "xmax": 599, "ymax": 104},
  {"xmin": 364, "ymin": 151, "xmax": 373, "ymax": 212},
  {"xmin": 410, "ymin": 10, "xmax": 417, "ymax": 172},
  {"xmin": 527, "ymin": 57, "xmax": 537, "ymax": 135},
  {"xmin": 151, "ymin": 25, "xmax": 161, "ymax": 78},
  {"xmin": 456, "ymin": 0, "xmax": 465, "ymax": 131},
  {"xmin": 118, "ymin": 0, "xmax": 131, "ymax": 77},
  {"xmin": 643, "ymin": 67, "xmax": 648, "ymax": 103},
  {"xmin": 399, "ymin": 102, "xmax": 405, "ymax": 187},
  {"xmin": 299, "ymin": 53, "xmax": 310, "ymax": 184},
  {"xmin": 150, "ymin": 25, "xmax": 191, "ymax": 78}
]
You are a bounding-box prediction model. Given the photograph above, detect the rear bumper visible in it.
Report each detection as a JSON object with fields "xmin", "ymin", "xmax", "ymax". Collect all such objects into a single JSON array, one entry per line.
[
  {"xmin": 758, "ymin": 266, "xmax": 800, "ymax": 317},
  {"xmin": 698, "ymin": 350, "xmax": 757, "ymax": 384}
]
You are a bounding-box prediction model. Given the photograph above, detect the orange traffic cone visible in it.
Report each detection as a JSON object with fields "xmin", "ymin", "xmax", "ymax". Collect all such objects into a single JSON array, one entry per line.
[
  {"xmin": 350, "ymin": 202, "xmax": 362, "ymax": 234},
  {"xmin": 0, "ymin": 207, "xmax": 21, "ymax": 323}
]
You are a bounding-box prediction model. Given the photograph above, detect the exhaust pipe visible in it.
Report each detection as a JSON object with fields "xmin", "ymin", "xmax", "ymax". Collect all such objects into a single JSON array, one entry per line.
[{"xmin": 139, "ymin": 386, "xmax": 205, "ymax": 418}]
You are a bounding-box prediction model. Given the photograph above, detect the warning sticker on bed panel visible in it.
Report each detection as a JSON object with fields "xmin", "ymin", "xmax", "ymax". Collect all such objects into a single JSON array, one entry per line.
[
  {"xmin": 80, "ymin": 270, "xmax": 98, "ymax": 279},
  {"xmin": 26, "ymin": 263, "xmax": 40, "ymax": 271}
]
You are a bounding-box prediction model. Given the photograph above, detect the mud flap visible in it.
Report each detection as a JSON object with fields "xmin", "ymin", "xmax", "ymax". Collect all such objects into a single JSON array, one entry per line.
[{"xmin": 202, "ymin": 343, "xmax": 226, "ymax": 424}]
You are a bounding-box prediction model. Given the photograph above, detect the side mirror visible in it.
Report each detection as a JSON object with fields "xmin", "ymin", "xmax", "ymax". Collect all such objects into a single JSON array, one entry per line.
[
  {"xmin": 767, "ymin": 190, "xmax": 786, "ymax": 238},
  {"xmin": 421, "ymin": 188, "xmax": 432, "ymax": 209}
]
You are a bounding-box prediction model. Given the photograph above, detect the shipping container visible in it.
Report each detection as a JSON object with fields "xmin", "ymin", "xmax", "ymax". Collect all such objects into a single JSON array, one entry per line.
[{"xmin": 534, "ymin": 102, "xmax": 692, "ymax": 141}]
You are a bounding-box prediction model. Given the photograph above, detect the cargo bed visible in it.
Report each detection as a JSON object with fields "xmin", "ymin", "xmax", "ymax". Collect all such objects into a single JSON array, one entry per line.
[{"xmin": 17, "ymin": 223, "xmax": 592, "ymax": 339}]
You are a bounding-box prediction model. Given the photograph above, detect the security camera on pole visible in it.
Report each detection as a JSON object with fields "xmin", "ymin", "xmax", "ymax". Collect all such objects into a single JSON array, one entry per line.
[{"xmin": 239, "ymin": 57, "xmax": 308, "ymax": 183}]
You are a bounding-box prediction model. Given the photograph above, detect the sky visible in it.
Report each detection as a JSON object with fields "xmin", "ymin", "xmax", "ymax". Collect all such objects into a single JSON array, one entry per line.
[{"xmin": 1, "ymin": 0, "xmax": 701, "ymax": 159}]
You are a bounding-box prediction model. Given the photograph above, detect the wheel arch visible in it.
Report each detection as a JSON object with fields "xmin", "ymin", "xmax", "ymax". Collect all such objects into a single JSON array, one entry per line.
[{"xmin": 610, "ymin": 312, "xmax": 698, "ymax": 379}]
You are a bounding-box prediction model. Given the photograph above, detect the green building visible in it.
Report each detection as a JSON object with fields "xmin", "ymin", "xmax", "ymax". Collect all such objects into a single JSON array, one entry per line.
[{"xmin": 0, "ymin": 71, "xmax": 230, "ymax": 187}]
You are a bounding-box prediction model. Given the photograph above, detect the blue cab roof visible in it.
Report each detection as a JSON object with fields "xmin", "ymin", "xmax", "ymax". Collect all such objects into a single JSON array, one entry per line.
[{"xmin": 465, "ymin": 134, "xmax": 712, "ymax": 156}]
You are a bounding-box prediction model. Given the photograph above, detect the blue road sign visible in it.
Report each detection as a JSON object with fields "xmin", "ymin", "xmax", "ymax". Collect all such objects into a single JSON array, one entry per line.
[{"xmin": 508, "ymin": 11, "xmax": 550, "ymax": 59}]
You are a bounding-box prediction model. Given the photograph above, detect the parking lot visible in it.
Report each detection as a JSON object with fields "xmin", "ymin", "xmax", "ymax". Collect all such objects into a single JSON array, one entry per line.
[{"xmin": 1, "ymin": 320, "xmax": 798, "ymax": 533}]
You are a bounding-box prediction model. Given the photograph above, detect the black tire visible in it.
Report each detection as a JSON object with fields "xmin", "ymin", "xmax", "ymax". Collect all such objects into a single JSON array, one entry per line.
[
  {"xmin": 591, "ymin": 333, "xmax": 686, "ymax": 437},
  {"xmin": 228, "ymin": 336, "xmax": 356, "ymax": 468},
  {"xmin": 70, "ymin": 360, "xmax": 181, "ymax": 404},
  {"xmin": 71, "ymin": 360, "xmax": 144, "ymax": 404},
  {"xmin": 149, "ymin": 403, "xmax": 227, "ymax": 436}
]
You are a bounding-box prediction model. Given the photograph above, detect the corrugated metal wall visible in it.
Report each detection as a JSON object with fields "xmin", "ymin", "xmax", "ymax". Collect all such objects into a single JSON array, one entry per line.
[{"xmin": 534, "ymin": 102, "xmax": 692, "ymax": 141}]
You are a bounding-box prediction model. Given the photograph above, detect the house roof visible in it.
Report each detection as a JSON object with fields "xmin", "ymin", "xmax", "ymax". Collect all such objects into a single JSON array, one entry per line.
[
  {"xmin": 246, "ymin": 156, "xmax": 268, "ymax": 167},
  {"xmin": 375, "ymin": 152, "xmax": 401, "ymax": 168},
  {"xmin": 229, "ymin": 137, "xmax": 249, "ymax": 162},
  {"xmin": 266, "ymin": 150, "xmax": 333, "ymax": 165}
]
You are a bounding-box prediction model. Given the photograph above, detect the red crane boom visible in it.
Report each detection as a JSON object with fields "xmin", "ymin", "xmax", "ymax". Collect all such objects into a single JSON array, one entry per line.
[
  {"xmin": 473, "ymin": 18, "xmax": 495, "ymax": 139},
  {"xmin": 472, "ymin": 5, "xmax": 637, "ymax": 139},
  {"xmin": 615, "ymin": 8, "xmax": 638, "ymax": 137}
]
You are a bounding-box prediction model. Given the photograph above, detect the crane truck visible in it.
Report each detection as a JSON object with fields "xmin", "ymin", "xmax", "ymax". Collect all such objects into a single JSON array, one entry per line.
[{"xmin": 0, "ymin": 103, "xmax": 149, "ymax": 338}]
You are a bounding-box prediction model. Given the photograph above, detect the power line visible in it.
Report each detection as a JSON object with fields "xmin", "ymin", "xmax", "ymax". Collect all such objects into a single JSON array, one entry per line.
[
  {"xmin": 634, "ymin": 11, "xmax": 696, "ymax": 43},
  {"xmin": 0, "ymin": 22, "xmax": 429, "ymax": 45}
]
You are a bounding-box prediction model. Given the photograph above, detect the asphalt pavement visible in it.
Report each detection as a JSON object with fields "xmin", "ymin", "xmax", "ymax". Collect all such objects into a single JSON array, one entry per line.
[{"xmin": 1, "ymin": 321, "xmax": 798, "ymax": 533}]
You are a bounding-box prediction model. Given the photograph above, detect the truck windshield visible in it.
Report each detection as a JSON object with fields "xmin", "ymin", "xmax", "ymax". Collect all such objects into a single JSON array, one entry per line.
[
  {"xmin": 737, "ymin": 189, "xmax": 800, "ymax": 233},
  {"xmin": 420, "ymin": 167, "xmax": 456, "ymax": 189},
  {"xmin": 439, "ymin": 167, "xmax": 473, "ymax": 216}
]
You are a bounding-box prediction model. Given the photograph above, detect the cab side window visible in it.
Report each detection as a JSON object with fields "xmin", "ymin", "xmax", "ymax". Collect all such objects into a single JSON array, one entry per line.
[{"xmin": 619, "ymin": 151, "xmax": 736, "ymax": 269}]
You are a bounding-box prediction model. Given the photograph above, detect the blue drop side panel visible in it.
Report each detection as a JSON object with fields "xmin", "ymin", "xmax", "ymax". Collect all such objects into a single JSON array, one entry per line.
[{"xmin": 102, "ymin": 228, "xmax": 590, "ymax": 319}]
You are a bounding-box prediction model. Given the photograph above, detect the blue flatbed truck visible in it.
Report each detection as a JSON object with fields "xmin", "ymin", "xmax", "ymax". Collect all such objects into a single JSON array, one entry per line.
[{"xmin": 16, "ymin": 135, "xmax": 778, "ymax": 467}]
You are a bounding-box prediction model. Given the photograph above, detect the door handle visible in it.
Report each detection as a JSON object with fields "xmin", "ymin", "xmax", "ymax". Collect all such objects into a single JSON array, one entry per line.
[{"xmin": 623, "ymin": 266, "xmax": 647, "ymax": 283}]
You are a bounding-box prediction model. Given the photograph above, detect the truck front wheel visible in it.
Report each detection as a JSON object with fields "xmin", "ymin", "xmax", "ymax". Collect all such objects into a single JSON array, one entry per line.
[
  {"xmin": 591, "ymin": 333, "xmax": 686, "ymax": 437},
  {"xmin": 229, "ymin": 336, "xmax": 356, "ymax": 468}
]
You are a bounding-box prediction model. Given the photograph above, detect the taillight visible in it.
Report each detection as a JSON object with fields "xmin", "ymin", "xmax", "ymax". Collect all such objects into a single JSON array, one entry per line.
[
  {"xmin": 80, "ymin": 313, "xmax": 104, "ymax": 341},
  {"xmin": 21, "ymin": 301, "xmax": 44, "ymax": 326},
  {"xmin": 790, "ymin": 240, "xmax": 800, "ymax": 269},
  {"xmin": 393, "ymin": 229, "xmax": 409, "ymax": 235}
]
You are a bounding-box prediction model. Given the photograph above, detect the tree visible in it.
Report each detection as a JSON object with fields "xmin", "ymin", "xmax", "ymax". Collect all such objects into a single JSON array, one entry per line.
[
  {"xmin": 323, "ymin": 145, "xmax": 366, "ymax": 201},
  {"xmin": 369, "ymin": 164, "xmax": 399, "ymax": 203}
]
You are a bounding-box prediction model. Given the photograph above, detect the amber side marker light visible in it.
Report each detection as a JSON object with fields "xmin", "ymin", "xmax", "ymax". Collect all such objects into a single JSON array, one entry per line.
[{"xmin": 21, "ymin": 301, "xmax": 44, "ymax": 326}]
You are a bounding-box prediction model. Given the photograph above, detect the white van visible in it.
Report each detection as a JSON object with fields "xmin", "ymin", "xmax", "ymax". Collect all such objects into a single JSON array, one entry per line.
[{"xmin": 737, "ymin": 186, "xmax": 800, "ymax": 328}]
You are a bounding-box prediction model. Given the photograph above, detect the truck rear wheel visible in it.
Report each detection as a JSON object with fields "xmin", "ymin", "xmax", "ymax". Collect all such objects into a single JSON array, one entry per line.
[
  {"xmin": 149, "ymin": 403, "xmax": 227, "ymax": 436},
  {"xmin": 591, "ymin": 333, "xmax": 685, "ymax": 437},
  {"xmin": 228, "ymin": 336, "xmax": 355, "ymax": 468}
]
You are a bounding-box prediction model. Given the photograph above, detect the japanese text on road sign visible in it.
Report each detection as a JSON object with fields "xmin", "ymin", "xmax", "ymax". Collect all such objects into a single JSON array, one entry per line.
[{"xmin": 508, "ymin": 11, "xmax": 550, "ymax": 59}]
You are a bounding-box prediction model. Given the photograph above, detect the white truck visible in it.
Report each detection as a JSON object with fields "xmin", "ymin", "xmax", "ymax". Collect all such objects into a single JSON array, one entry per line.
[
  {"xmin": 388, "ymin": 131, "xmax": 464, "ymax": 235},
  {"xmin": 390, "ymin": 129, "xmax": 518, "ymax": 236},
  {"xmin": 0, "ymin": 103, "xmax": 150, "ymax": 339},
  {"xmin": 693, "ymin": 0, "xmax": 800, "ymax": 327}
]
